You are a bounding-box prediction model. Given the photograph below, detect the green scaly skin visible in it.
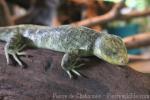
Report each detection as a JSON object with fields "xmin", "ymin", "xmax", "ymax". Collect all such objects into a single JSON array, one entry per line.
[{"xmin": 0, "ymin": 24, "xmax": 128, "ymax": 78}]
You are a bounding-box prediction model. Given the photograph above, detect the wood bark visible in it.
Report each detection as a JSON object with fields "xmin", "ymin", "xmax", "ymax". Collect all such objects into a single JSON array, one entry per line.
[{"xmin": 0, "ymin": 42, "xmax": 150, "ymax": 100}]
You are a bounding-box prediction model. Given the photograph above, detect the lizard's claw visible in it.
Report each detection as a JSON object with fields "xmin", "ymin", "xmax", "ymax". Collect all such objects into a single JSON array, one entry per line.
[
  {"xmin": 12, "ymin": 53, "xmax": 23, "ymax": 66},
  {"xmin": 17, "ymin": 51, "xmax": 27, "ymax": 56},
  {"xmin": 66, "ymin": 70, "xmax": 73, "ymax": 79},
  {"xmin": 63, "ymin": 63, "xmax": 85, "ymax": 79},
  {"xmin": 65, "ymin": 69, "xmax": 81, "ymax": 79},
  {"xmin": 71, "ymin": 69, "xmax": 81, "ymax": 77}
]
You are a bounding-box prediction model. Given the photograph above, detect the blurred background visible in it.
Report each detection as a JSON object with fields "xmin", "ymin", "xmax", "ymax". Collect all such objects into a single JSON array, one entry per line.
[{"xmin": 0, "ymin": 0, "xmax": 150, "ymax": 73}]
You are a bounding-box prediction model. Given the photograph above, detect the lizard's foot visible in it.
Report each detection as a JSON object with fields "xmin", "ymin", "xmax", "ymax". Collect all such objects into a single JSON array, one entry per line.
[
  {"xmin": 64, "ymin": 64, "xmax": 84, "ymax": 79},
  {"xmin": 61, "ymin": 53, "xmax": 85, "ymax": 79},
  {"xmin": 65, "ymin": 69, "xmax": 81, "ymax": 79},
  {"xmin": 5, "ymin": 46, "xmax": 26, "ymax": 67},
  {"xmin": 4, "ymin": 34, "xmax": 32, "ymax": 68},
  {"xmin": 4, "ymin": 33, "xmax": 34, "ymax": 67}
]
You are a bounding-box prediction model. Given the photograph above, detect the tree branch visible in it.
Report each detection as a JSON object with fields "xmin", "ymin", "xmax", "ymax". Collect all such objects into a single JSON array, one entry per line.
[
  {"xmin": 123, "ymin": 32, "xmax": 150, "ymax": 49},
  {"xmin": 72, "ymin": 0, "xmax": 150, "ymax": 27},
  {"xmin": 72, "ymin": 0, "xmax": 125, "ymax": 26},
  {"xmin": 128, "ymin": 54, "xmax": 150, "ymax": 62},
  {"xmin": 119, "ymin": 9, "xmax": 150, "ymax": 20},
  {"xmin": 0, "ymin": 0, "xmax": 13, "ymax": 26}
]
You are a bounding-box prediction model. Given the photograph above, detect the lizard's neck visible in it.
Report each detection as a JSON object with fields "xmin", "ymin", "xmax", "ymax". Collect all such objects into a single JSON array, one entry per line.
[{"xmin": 93, "ymin": 37, "xmax": 102, "ymax": 59}]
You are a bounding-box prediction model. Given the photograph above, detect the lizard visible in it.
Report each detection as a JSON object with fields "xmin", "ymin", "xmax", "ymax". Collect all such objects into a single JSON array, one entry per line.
[{"xmin": 0, "ymin": 24, "xmax": 128, "ymax": 78}]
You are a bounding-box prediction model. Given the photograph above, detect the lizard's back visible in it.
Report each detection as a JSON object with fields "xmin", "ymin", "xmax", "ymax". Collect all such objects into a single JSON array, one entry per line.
[{"xmin": 0, "ymin": 25, "xmax": 100, "ymax": 55}]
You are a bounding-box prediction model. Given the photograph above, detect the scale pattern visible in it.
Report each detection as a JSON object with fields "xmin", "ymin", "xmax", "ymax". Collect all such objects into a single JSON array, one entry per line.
[{"xmin": 19, "ymin": 25, "xmax": 100, "ymax": 55}]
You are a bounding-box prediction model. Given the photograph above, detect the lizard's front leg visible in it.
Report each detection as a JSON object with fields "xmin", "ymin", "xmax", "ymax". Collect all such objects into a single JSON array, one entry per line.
[
  {"xmin": 61, "ymin": 53, "xmax": 85, "ymax": 79},
  {"xmin": 4, "ymin": 33, "xmax": 34, "ymax": 67}
]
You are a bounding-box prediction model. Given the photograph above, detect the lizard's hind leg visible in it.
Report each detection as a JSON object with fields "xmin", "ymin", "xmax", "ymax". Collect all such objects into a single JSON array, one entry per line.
[{"xmin": 4, "ymin": 33, "xmax": 34, "ymax": 67}]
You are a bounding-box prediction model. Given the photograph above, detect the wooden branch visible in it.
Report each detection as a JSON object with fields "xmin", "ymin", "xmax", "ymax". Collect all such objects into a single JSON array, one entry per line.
[
  {"xmin": 81, "ymin": 0, "xmax": 102, "ymax": 31},
  {"xmin": 0, "ymin": 42, "xmax": 150, "ymax": 99},
  {"xmin": 123, "ymin": 32, "xmax": 150, "ymax": 49},
  {"xmin": 71, "ymin": 0, "xmax": 88, "ymax": 5},
  {"xmin": 0, "ymin": 0, "xmax": 14, "ymax": 25},
  {"xmin": 72, "ymin": 0, "xmax": 150, "ymax": 27},
  {"xmin": 128, "ymin": 54, "xmax": 150, "ymax": 62},
  {"xmin": 119, "ymin": 9, "xmax": 150, "ymax": 20},
  {"xmin": 72, "ymin": 0, "xmax": 125, "ymax": 27}
]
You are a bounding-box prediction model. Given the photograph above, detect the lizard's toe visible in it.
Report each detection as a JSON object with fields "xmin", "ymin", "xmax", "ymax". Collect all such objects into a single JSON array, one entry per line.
[
  {"xmin": 71, "ymin": 69, "xmax": 81, "ymax": 77},
  {"xmin": 11, "ymin": 53, "xmax": 24, "ymax": 67},
  {"xmin": 66, "ymin": 70, "xmax": 73, "ymax": 79}
]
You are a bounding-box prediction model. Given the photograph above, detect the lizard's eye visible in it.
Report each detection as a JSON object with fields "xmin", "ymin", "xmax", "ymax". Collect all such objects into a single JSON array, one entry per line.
[{"xmin": 106, "ymin": 49, "xmax": 117, "ymax": 56}]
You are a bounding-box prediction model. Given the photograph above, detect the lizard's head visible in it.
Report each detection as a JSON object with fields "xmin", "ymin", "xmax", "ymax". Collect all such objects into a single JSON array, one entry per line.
[{"xmin": 93, "ymin": 33, "xmax": 128, "ymax": 65}]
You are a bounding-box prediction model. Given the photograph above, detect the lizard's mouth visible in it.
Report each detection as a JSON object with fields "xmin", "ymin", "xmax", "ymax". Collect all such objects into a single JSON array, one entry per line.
[
  {"xmin": 120, "ymin": 57, "xmax": 129, "ymax": 65},
  {"xmin": 95, "ymin": 48, "xmax": 128, "ymax": 66}
]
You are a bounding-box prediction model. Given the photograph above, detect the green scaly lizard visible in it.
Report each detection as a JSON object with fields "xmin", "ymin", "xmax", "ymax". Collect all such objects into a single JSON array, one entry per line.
[{"xmin": 0, "ymin": 25, "xmax": 128, "ymax": 78}]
